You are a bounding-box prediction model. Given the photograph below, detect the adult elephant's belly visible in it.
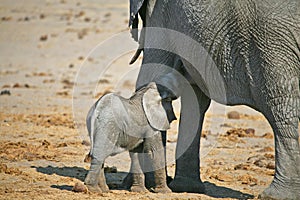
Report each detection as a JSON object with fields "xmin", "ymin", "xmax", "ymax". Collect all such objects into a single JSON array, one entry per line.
[{"xmin": 182, "ymin": 59, "xmax": 256, "ymax": 107}]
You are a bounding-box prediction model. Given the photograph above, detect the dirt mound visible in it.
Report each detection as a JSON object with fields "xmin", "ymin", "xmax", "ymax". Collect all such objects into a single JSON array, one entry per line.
[{"xmin": 0, "ymin": 141, "xmax": 59, "ymax": 162}]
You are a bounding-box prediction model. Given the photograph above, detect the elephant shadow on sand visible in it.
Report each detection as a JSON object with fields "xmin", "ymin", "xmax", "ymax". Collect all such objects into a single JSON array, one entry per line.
[
  {"xmin": 33, "ymin": 165, "xmax": 254, "ymax": 199},
  {"xmin": 33, "ymin": 165, "xmax": 127, "ymax": 191}
]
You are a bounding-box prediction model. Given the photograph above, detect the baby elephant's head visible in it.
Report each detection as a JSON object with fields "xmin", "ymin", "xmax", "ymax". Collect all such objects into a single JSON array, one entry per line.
[{"xmin": 142, "ymin": 82, "xmax": 177, "ymax": 131}]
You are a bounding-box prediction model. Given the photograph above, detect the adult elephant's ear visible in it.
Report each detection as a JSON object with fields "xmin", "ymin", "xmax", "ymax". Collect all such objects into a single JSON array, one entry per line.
[
  {"xmin": 129, "ymin": 0, "xmax": 146, "ymax": 41},
  {"xmin": 142, "ymin": 82, "xmax": 170, "ymax": 131},
  {"xmin": 129, "ymin": 0, "xmax": 144, "ymax": 27}
]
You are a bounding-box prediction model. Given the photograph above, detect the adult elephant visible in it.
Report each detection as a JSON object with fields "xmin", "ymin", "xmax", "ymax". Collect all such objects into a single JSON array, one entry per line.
[{"xmin": 128, "ymin": 0, "xmax": 300, "ymax": 199}]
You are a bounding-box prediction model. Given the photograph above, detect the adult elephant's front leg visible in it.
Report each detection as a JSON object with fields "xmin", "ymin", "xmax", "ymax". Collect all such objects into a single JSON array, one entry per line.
[
  {"xmin": 259, "ymin": 98, "xmax": 300, "ymax": 199},
  {"xmin": 169, "ymin": 85, "xmax": 210, "ymax": 193}
]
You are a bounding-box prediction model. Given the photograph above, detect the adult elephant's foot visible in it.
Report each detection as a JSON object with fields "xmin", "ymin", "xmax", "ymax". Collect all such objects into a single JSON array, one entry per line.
[
  {"xmin": 258, "ymin": 181, "xmax": 299, "ymax": 200},
  {"xmin": 168, "ymin": 176, "xmax": 205, "ymax": 193},
  {"xmin": 121, "ymin": 173, "xmax": 133, "ymax": 189}
]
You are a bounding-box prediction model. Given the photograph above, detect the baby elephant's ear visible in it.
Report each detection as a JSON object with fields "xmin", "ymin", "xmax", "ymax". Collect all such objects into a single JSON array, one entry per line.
[{"xmin": 142, "ymin": 83, "xmax": 170, "ymax": 131}]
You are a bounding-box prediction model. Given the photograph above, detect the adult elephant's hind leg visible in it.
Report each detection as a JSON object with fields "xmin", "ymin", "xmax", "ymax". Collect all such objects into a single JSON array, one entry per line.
[
  {"xmin": 259, "ymin": 83, "xmax": 300, "ymax": 200},
  {"xmin": 169, "ymin": 85, "xmax": 210, "ymax": 193}
]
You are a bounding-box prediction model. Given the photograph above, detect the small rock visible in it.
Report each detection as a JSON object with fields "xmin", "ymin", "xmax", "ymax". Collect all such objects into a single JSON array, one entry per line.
[
  {"xmin": 42, "ymin": 140, "xmax": 51, "ymax": 147},
  {"xmin": 211, "ymin": 173, "xmax": 233, "ymax": 182},
  {"xmin": 247, "ymin": 155, "xmax": 264, "ymax": 163},
  {"xmin": 258, "ymin": 146, "xmax": 274, "ymax": 152},
  {"xmin": 77, "ymin": 28, "xmax": 88, "ymax": 39},
  {"xmin": 266, "ymin": 162, "xmax": 275, "ymax": 170},
  {"xmin": 39, "ymin": 14, "xmax": 45, "ymax": 19},
  {"xmin": 238, "ymin": 174, "xmax": 258, "ymax": 185},
  {"xmin": 265, "ymin": 170, "xmax": 275, "ymax": 176},
  {"xmin": 167, "ymin": 138, "xmax": 177, "ymax": 143},
  {"xmin": 72, "ymin": 182, "xmax": 88, "ymax": 193},
  {"xmin": 81, "ymin": 140, "xmax": 90, "ymax": 146},
  {"xmin": 1, "ymin": 16, "xmax": 12, "ymax": 21},
  {"xmin": 245, "ymin": 128, "xmax": 255, "ymax": 136},
  {"xmin": 227, "ymin": 111, "xmax": 240, "ymax": 119},
  {"xmin": 261, "ymin": 132, "xmax": 273, "ymax": 139},
  {"xmin": 264, "ymin": 153, "xmax": 275, "ymax": 160},
  {"xmin": 254, "ymin": 159, "xmax": 267, "ymax": 168},
  {"xmin": 226, "ymin": 128, "xmax": 255, "ymax": 138},
  {"xmin": 57, "ymin": 143, "xmax": 68, "ymax": 148},
  {"xmin": 98, "ymin": 79, "xmax": 110, "ymax": 84},
  {"xmin": 84, "ymin": 154, "xmax": 91, "ymax": 163},
  {"xmin": 0, "ymin": 163, "xmax": 8, "ymax": 173},
  {"xmin": 220, "ymin": 123, "xmax": 234, "ymax": 128},
  {"xmin": 0, "ymin": 90, "xmax": 11, "ymax": 95},
  {"xmin": 104, "ymin": 166, "xmax": 117, "ymax": 173},
  {"xmin": 213, "ymin": 160, "xmax": 224, "ymax": 165},
  {"xmin": 40, "ymin": 35, "xmax": 48, "ymax": 41},
  {"xmin": 84, "ymin": 17, "xmax": 91, "ymax": 22},
  {"xmin": 234, "ymin": 163, "xmax": 251, "ymax": 170},
  {"xmin": 104, "ymin": 13, "xmax": 111, "ymax": 18},
  {"xmin": 12, "ymin": 83, "xmax": 31, "ymax": 88},
  {"xmin": 75, "ymin": 11, "xmax": 85, "ymax": 18},
  {"xmin": 56, "ymin": 91, "xmax": 69, "ymax": 96},
  {"xmin": 13, "ymin": 83, "xmax": 21, "ymax": 88},
  {"xmin": 24, "ymin": 152, "xmax": 38, "ymax": 161},
  {"xmin": 2, "ymin": 84, "xmax": 11, "ymax": 88},
  {"xmin": 202, "ymin": 130, "xmax": 211, "ymax": 139}
]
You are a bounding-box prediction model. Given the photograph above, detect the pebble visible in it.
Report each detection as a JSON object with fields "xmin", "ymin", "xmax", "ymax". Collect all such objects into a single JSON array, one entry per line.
[
  {"xmin": 40, "ymin": 35, "xmax": 48, "ymax": 41},
  {"xmin": 0, "ymin": 90, "xmax": 11, "ymax": 95},
  {"xmin": 72, "ymin": 182, "xmax": 88, "ymax": 193},
  {"xmin": 227, "ymin": 111, "xmax": 240, "ymax": 119}
]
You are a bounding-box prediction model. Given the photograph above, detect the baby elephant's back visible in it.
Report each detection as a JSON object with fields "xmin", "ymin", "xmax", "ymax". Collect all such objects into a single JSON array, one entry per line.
[{"xmin": 91, "ymin": 93, "xmax": 129, "ymax": 137}]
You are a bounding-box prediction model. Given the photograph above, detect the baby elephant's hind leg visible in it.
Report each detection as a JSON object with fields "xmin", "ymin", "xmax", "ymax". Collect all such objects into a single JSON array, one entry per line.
[
  {"xmin": 98, "ymin": 167, "xmax": 109, "ymax": 192},
  {"xmin": 84, "ymin": 160, "xmax": 108, "ymax": 193}
]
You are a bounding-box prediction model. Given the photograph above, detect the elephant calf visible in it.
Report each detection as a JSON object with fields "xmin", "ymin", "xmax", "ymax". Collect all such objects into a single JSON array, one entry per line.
[{"xmin": 84, "ymin": 82, "xmax": 175, "ymax": 193}]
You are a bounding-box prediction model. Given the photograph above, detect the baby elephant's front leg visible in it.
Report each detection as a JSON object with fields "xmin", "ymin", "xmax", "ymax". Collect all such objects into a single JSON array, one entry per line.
[
  {"xmin": 129, "ymin": 152, "xmax": 148, "ymax": 192},
  {"xmin": 143, "ymin": 132, "xmax": 171, "ymax": 193}
]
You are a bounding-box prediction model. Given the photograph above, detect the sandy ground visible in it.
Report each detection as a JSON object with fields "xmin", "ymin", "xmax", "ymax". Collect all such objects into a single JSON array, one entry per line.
[{"xmin": 0, "ymin": 1, "xmax": 298, "ymax": 199}]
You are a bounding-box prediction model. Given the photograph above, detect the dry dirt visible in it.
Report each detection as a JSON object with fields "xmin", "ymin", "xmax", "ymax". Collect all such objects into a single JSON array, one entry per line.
[{"xmin": 0, "ymin": 1, "xmax": 299, "ymax": 199}]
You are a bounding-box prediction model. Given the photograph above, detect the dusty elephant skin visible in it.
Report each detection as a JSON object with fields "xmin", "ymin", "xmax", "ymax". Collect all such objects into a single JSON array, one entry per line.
[
  {"xmin": 84, "ymin": 82, "xmax": 174, "ymax": 194},
  {"xmin": 129, "ymin": 0, "xmax": 300, "ymax": 199},
  {"xmin": 0, "ymin": 0, "xmax": 299, "ymax": 199}
]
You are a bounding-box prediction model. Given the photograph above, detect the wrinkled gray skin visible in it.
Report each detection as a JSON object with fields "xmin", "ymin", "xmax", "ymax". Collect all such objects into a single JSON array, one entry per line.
[
  {"xmin": 84, "ymin": 82, "xmax": 175, "ymax": 193},
  {"xmin": 127, "ymin": 0, "xmax": 300, "ymax": 199}
]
